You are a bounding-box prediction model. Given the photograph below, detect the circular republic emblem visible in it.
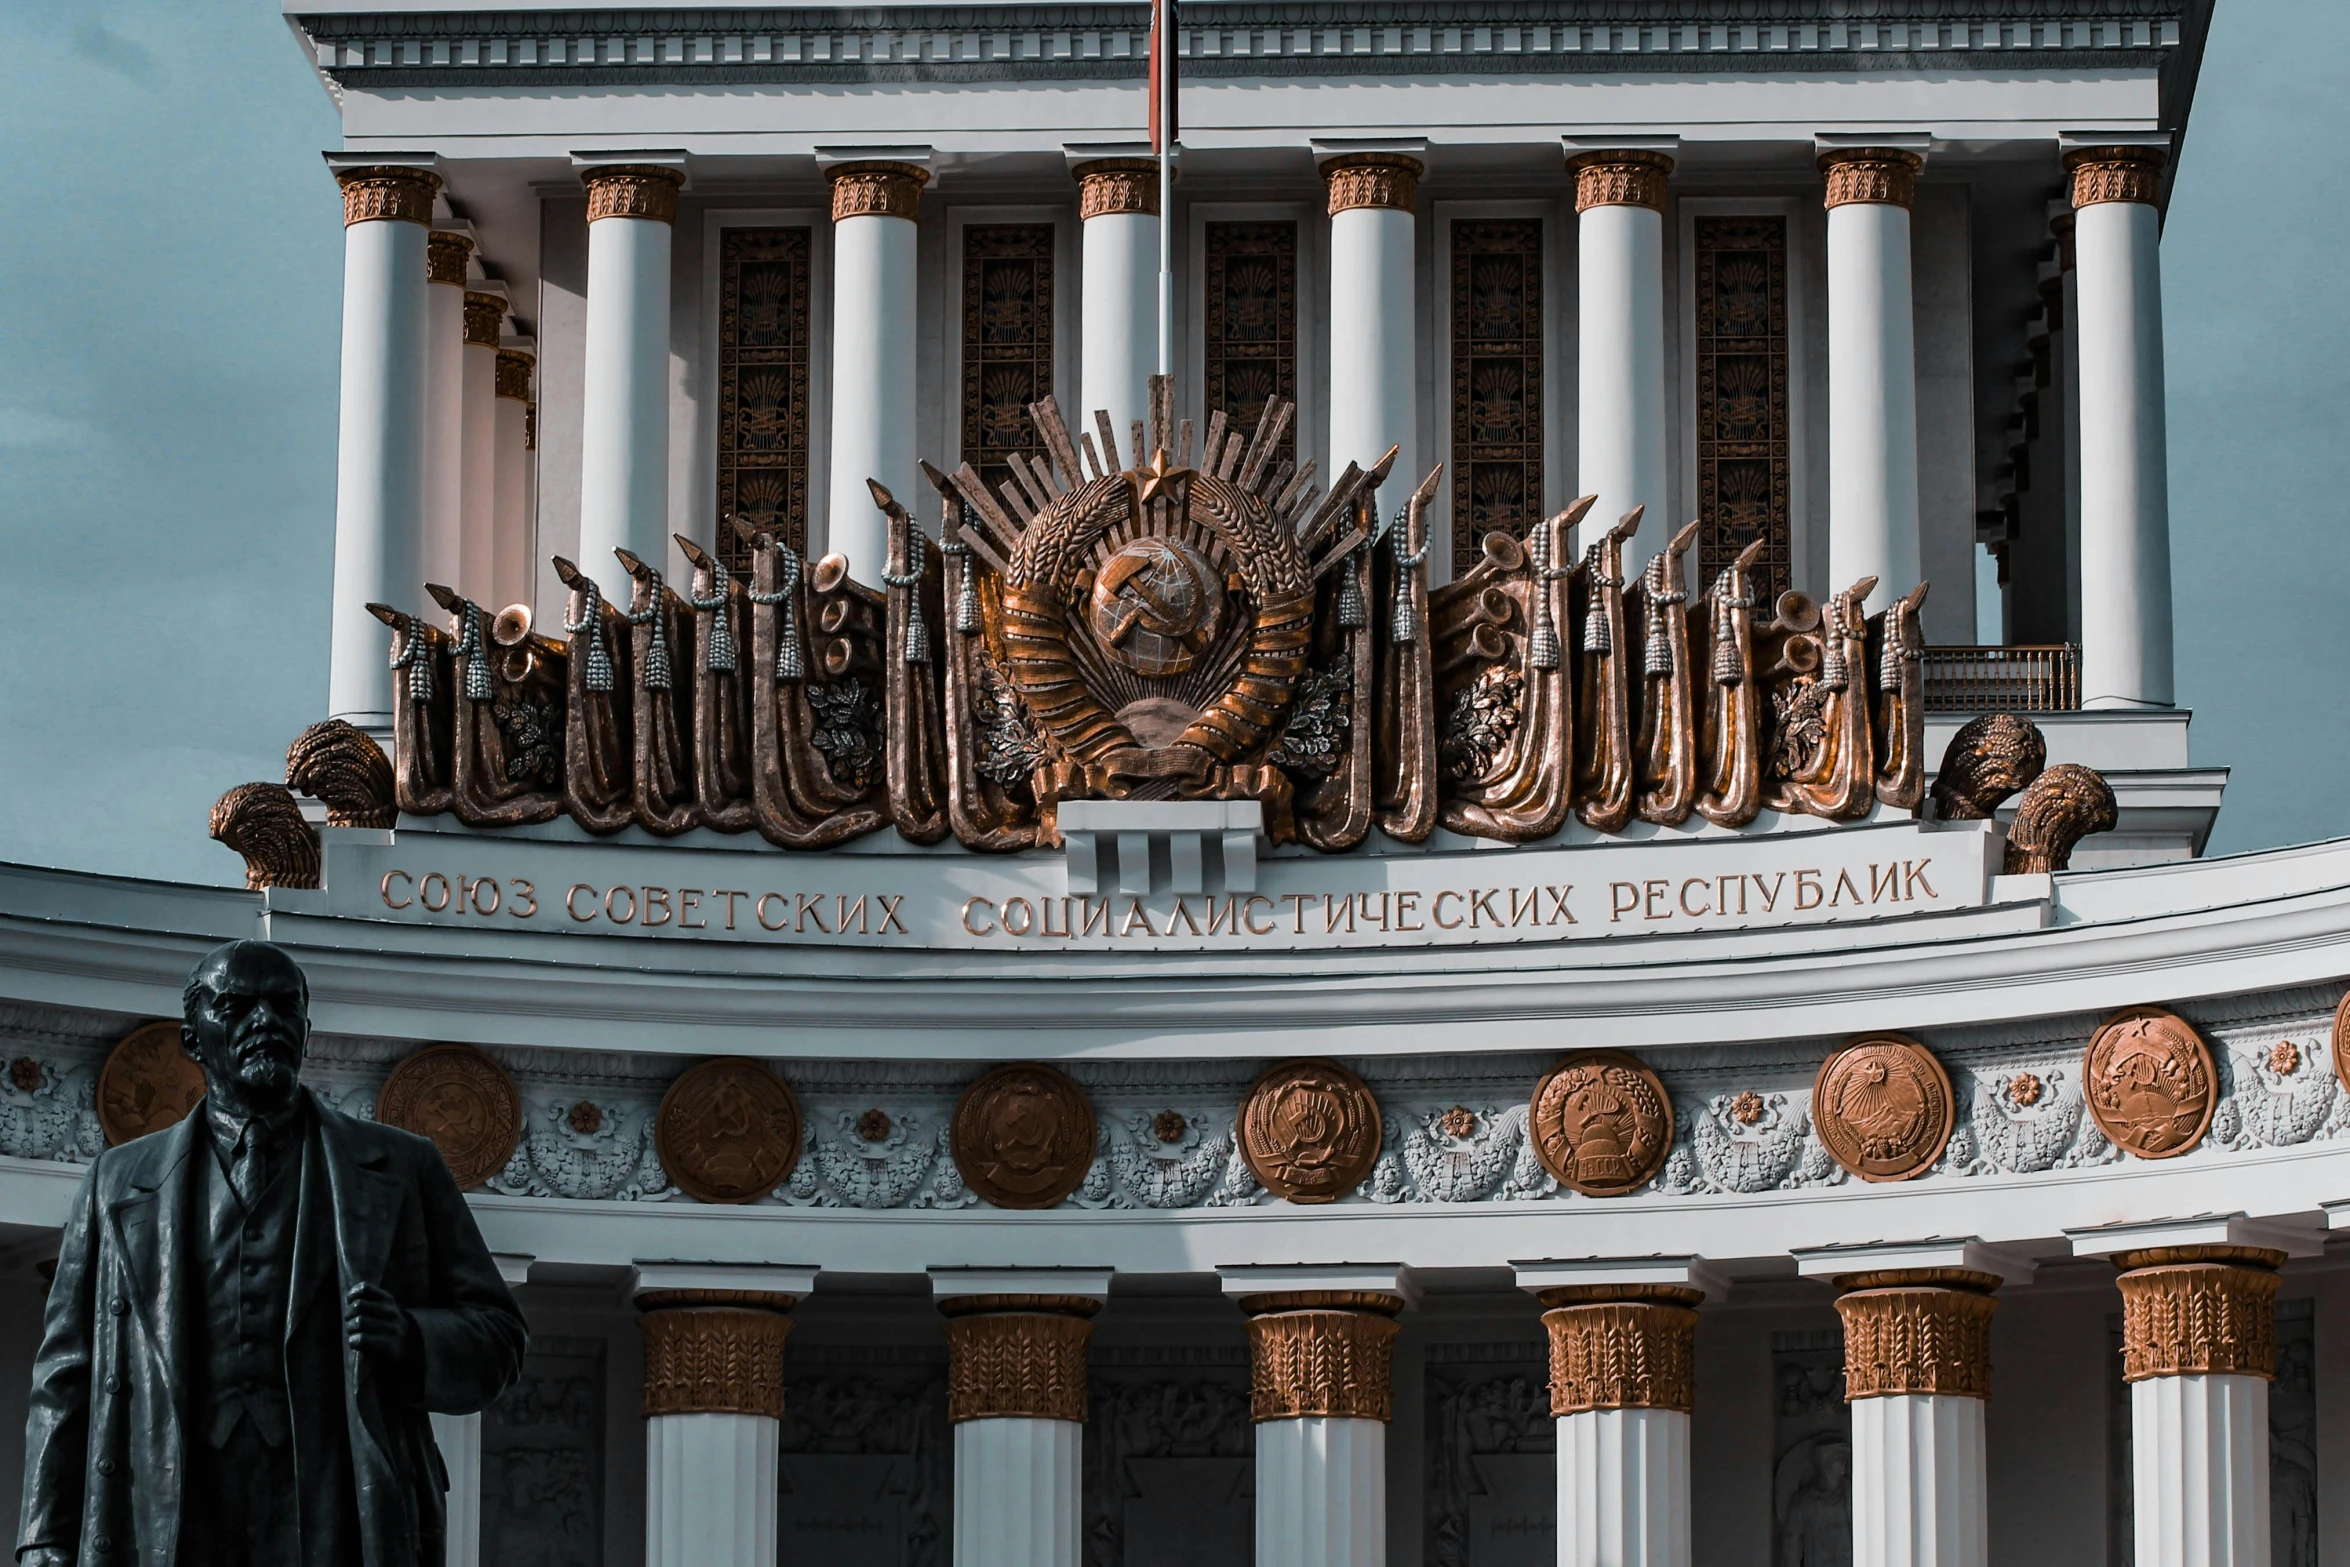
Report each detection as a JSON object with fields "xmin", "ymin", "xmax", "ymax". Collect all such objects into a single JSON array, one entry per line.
[
  {"xmin": 375, "ymin": 1041, "xmax": 523, "ymax": 1190},
  {"xmin": 96, "ymin": 1021, "xmax": 209, "ymax": 1147},
  {"xmin": 1810, "ymin": 1034, "xmax": 1955, "ymax": 1182},
  {"xmin": 655, "ymin": 1057, "xmax": 804, "ymax": 1203},
  {"xmin": 2083, "ymin": 1005, "xmax": 2218, "ymax": 1160},
  {"xmin": 952, "ymin": 1063, "xmax": 1098, "ymax": 1209},
  {"xmin": 1239, "ymin": 1059, "xmax": 1383, "ymax": 1204},
  {"xmin": 2331, "ymin": 989, "xmax": 2350, "ymax": 1095},
  {"xmin": 1528, "ymin": 1051, "xmax": 1674, "ymax": 1196},
  {"xmin": 1087, "ymin": 537, "xmax": 1227, "ymax": 678}
]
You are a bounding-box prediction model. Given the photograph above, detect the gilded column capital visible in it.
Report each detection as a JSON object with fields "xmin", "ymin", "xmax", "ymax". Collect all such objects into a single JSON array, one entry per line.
[
  {"xmin": 829, "ymin": 161, "xmax": 930, "ymax": 222},
  {"xmin": 1241, "ymin": 1292, "xmax": 1402, "ymax": 1422},
  {"xmin": 495, "ymin": 348, "xmax": 535, "ymax": 401},
  {"xmin": 939, "ymin": 1294, "xmax": 1098, "ymax": 1423},
  {"xmin": 1818, "ymin": 148, "xmax": 1923, "ymax": 211},
  {"xmin": 583, "ymin": 164, "xmax": 686, "ymax": 224},
  {"xmin": 1567, "ymin": 149, "xmax": 1675, "ymax": 214},
  {"xmin": 2052, "ymin": 212, "xmax": 2078, "ymax": 271},
  {"xmin": 2113, "ymin": 1246, "xmax": 2284, "ymax": 1382},
  {"xmin": 336, "ymin": 165, "xmax": 441, "ymax": 228},
  {"xmin": 1832, "ymin": 1268, "xmax": 2000, "ymax": 1400},
  {"xmin": 462, "ymin": 291, "xmax": 506, "ymax": 347},
  {"xmin": 1538, "ymin": 1285, "xmax": 1701, "ymax": 1415},
  {"xmin": 2067, "ymin": 145, "xmax": 2166, "ymax": 209},
  {"xmin": 426, "ymin": 229, "xmax": 474, "ymax": 287},
  {"xmin": 1074, "ymin": 158, "xmax": 1160, "ymax": 220},
  {"xmin": 637, "ymin": 1290, "xmax": 797, "ymax": 1419},
  {"xmin": 1322, "ymin": 154, "xmax": 1422, "ymax": 217}
]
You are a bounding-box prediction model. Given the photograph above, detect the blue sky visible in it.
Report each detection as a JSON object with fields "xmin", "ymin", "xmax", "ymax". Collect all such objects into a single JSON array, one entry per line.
[{"xmin": 1, "ymin": 1, "xmax": 2342, "ymax": 885}]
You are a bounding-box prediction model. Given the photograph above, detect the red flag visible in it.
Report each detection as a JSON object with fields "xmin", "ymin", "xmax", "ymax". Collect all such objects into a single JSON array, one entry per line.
[{"xmin": 1148, "ymin": 0, "xmax": 1178, "ymax": 152}]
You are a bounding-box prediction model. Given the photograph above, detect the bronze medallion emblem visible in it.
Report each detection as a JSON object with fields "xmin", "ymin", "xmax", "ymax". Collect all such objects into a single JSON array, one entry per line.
[
  {"xmin": 1087, "ymin": 537, "xmax": 1228, "ymax": 678},
  {"xmin": 952, "ymin": 1063, "xmax": 1097, "ymax": 1209},
  {"xmin": 2083, "ymin": 1005, "xmax": 2217, "ymax": 1160},
  {"xmin": 655, "ymin": 1057, "xmax": 803, "ymax": 1203},
  {"xmin": 1528, "ymin": 1051, "xmax": 1674, "ymax": 1196},
  {"xmin": 1238, "ymin": 1059, "xmax": 1383, "ymax": 1203},
  {"xmin": 375, "ymin": 1041, "xmax": 523, "ymax": 1190},
  {"xmin": 2332, "ymin": 990, "xmax": 2350, "ymax": 1094},
  {"xmin": 96, "ymin": 1021, "xmax": 209, "ymax": 1147},
  {"xmin": 1810, "ymin": 1033, "xmax": 1955, "ymax": 1182}
]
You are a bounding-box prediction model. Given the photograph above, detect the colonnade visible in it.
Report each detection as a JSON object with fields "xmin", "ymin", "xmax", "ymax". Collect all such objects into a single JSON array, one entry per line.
[
  {"xmin": 423, "ymin": 1238, "xmax": 2287, "ymax": 1567},
  {"xmin": 323, "ymin": 137, "xmax": 2176, "ymax": 728}
]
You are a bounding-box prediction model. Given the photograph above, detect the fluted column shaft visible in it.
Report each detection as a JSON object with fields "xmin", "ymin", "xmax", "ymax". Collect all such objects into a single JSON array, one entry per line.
[
  {"xmin": 459, "ymin": 288, "xmax": 505, "ymax": 598},
  {"xmin": 430, "ymin": 1411, "xmax": 484, "ymax": 1567},
  {"xmin": 1076, "ymin": 160, "xmax": 1158, "ymax": 452},
  {"xmin": 1244, "ymin": 1291, "xmax": 1401, "ymax": 1567},
  {"xmin": 638, "ymin": 1289, "xmax": 796, "ymax": 1567},
  {"xmin": 1323, "ymin": 157, "xmax": 1420, "ymax": 523},
  {"xmin": 327, "ymin": 163, "xmax": 440, "ymax": 729},
  {"xmin": 423, "ymin": 227, "xmax": 473, "ymax": 598},
  {"xmin": 2069, "ymin": 146, "xmax": 2175, "ymax": 708},
  {"xmin": 1570, "ymin": 152, "xmax": 1672, "ymax": 575},
  {"xmin": 942, "ymin": 1294, "xmax": 1096, "ymax": 1567},
  {"xmin": 2115, "ymin": 1246, "xmax": 2282, "ymax": 1567},
  {"xmin": 1541, "ymin": 1286, "xmax": 1699, "ymax": 1567},
  {"xmin": 827, "ymin": 162, "xmax": 927, "ymax": 578},
  {"xmin": 1821, "ymin": 149, "xmax": 1924, "ymax": 617},
  {"xmin": 579, "ymin": 164, "xmax": 685, "ymax": 580},
  {"xmin": 1833, "ymin": 1268, "xmax": 1997, "ymax": 1567},
  {"xmin": 493, "ymin": 347, "xmax": 536, "ymax": 608}
]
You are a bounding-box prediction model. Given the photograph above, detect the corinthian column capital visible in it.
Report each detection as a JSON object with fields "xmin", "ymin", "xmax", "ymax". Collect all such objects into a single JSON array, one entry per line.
[
  {"xmin": 939, "ymin": 1294, "xmax": 1098, "ymax": 1422},
  {"xmin": 636, "ymin": 1290, "xmax": 798, "ymax": 1418},
  {"xmin": 495, "ymin": 348, "xmax": 535, "ymax": 401},
  {"xmin": 829, "ymin": 161, "xmax": 929, "ymax": 222},
  {"xmin": 336, "ymin": 165, "xmax": 441, "ymax": 227},
  {"xmin": 462, "ymin": 290, "xmax": 506, "ymax": 347},
  {"xmin": 1831, "ymin": 1268, "xmax": 2001, "ymax": 1399},
  {"xmin": 583, "ymin": 164, "xmax": 687, "ymax": 224},
  {"xmin": 1073, "ymin": 157, "xmax": 1160, "ymax": 219},
  {"xmin": 1567, "ymin": 149, "xmax": 1675, "ymax": 214},
  {"xmin": 2067, "ymin": 145, "xmax": 2167, "ymax": 209},
  {"xmin": 426, "ymin": 227, "xmax": 475, "ymax": 287},
  {"xmin": 1538, "ymin": 1285, "xmax": 1701, "ymax": 1414},
  {"xmin": 1240, "ymin": 1292, "xmax": 1403, "ymax": 1422},
  {"xmin": 2113, "ymin": 1246, "xmax": 2284, "ymax": 1380},
  {"xmin": 1321, "ymin": 154, "xmax": 1423, "ymax": 216},
  {"xmin": 1818, "ymin": 147, "xmax": 1924, "ymax": 210}
]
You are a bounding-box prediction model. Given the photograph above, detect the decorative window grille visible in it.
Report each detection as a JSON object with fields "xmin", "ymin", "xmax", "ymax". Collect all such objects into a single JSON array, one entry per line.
[
  {"xmin": 1692, "ymin": 215, "xmax": 1792, "ymax": 604},
  {"xmin": 1448, "ymin": 219, "xmax": 1545, "ymax": 579},
  {"xmin": 1202, "ymin": 221, "xmax": 1298, "ymax": 469},
  {"xmin": 959, "ymin": 224, "xmax": 1058, "ymax": 498},
  {"xmin": 716, "ymin": 227, "xmax": 814, "ymax": 569}
]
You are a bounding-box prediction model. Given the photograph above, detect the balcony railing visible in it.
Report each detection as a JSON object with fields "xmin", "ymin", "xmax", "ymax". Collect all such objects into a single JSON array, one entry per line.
[{"xmin": 1921, "ymin": 644, "xmax": 2080, "ymax": 712}]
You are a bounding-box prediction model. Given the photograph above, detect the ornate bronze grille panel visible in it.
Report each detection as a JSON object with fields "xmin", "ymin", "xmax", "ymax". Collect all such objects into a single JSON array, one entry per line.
[
  {"xmin": 1448, "ymin": 220, "xmax": 1545, "ymax": 578},
  {"xmin": 716, "ymin": 227, "xmax": 814, "ymax": 570},
  {"xmin": 1203, "ymin": 221, "xmax": 1298, "ymax": 469},
  {"xmin": 1693, "ymin": 215, "xmax": 1792, "ymax": 604},
  {"xmin": 960, "ymin": 224, "xmax": 1058, "ymax": 496}
]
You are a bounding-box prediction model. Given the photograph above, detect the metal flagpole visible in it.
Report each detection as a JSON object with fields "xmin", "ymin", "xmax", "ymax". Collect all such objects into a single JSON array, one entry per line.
[{"xmin": 1152, "ymin": 0, "xmax": 1176, "ymax": 377}]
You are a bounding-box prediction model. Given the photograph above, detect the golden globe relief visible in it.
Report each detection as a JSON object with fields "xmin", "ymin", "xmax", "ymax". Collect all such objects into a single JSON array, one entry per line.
[
  {"xmin": 96, "ymin": 1021, "xmax": 209, "ymax": 1147},
  {"xmin": 375, "ymin": 1041, "xmax": 524, "ymax": 1189}
]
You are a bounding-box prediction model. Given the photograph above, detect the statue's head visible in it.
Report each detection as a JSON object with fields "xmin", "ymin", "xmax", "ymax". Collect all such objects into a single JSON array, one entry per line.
[{"xmin": 180, "ymin": 939, "xmax": 310, "ymax": 1116}]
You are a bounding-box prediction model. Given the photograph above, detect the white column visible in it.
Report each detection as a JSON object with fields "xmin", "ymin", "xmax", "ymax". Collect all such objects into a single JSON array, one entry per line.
[
  {"xmin": 493, "ymin": 344, "xmax": 536, "ymax": 608},
  {"xmin": 1569, "ymin": 149, "xmax": 1673, "ymax": 575},
  {"xmin": 459, "ymin": 285, "xmax": 505, "ymax": 598},
  {"xmin": 635, "ymin": 1272, "xmax": 805, "ymax": 1567},
  {"xmin": 326, "ymin": 160, "xmax": 440, "ymax": 730},
  {"xmin": 422, "ymin": 223, "xmax": 473, "ymax": 594},
  {"xmin": 2068, "ymin": 145, "xmax": 2175, "ymax": 708},
  {"xmin": 1832, "ymin": 1270, "xmax": 1997, "ymax": 1567},
  {"xmin": 1258, "ymin": 1416, "xmax": 1385, "ymax": 1567},
  {"xmin": 2112, "ymin": 1247, "xmax": 2283, "ymax": 1567},
  {"xmin": 1074, "ymin": 158, "xmax": 1158, "ymax": 454},
  {"xmin": 578, "ymin": 160, "xmax": 685, "ymax": 579},
  {"xmin": 1226, "ymin": 1269, "xmax": 1408, "ymax": 1567},
  {"xmin": 1323, "ymin": 154, "xmax": 1420, "ymax": 501},
  {"xmin": 935, "ymin": 1283, "xmax": 1100, "ymax": 1567},
  {"xmin": 431, "ymin": 1411, "xmax": 485, "ymax": 1567},
  {"xmin": 1820, "ymin": 147, "xmax": 1924, "ymax": 616},
  {"xmin": 1558, "ymin": 1408, "xmax": 1690, "ymax": 1567},
  {"xmin": 826, "ymin": 160, "xmax": 928, "ymax": 579}
]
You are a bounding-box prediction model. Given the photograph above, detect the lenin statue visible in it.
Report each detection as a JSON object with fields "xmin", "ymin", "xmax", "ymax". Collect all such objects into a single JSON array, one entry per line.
[{"xmin": 16, "ymin": 939, "xmax": 528, "ymax": 1567}]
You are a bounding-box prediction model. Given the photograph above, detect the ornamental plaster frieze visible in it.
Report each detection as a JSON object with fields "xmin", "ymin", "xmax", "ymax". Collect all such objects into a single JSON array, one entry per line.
[
  {"xmin": 294, "ymin": 7, "xmax": 2183, "ymax": 88},
  {"xmin": 6, "ymin": 985, "xmax": 2347, "ymax": 1216}
]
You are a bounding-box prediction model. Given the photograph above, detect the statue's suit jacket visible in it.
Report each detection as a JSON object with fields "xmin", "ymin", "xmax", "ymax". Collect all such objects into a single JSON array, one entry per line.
[{"xmin": 16, "ymin": 1089, "xmax": 528, "ymax": 1567}]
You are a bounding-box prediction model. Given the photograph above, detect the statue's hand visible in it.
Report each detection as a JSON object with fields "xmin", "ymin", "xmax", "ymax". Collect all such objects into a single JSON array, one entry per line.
[
  {"xmin": 21, "ymin": 1550, "xmax": 71, "ymax": 1567},
  {"xmin": 344, "ymin": 1282, "xmax": 420, "ymax": 1373}
]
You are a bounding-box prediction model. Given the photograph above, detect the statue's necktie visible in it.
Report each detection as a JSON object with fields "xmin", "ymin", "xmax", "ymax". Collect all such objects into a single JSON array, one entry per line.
[{"xmin": 230, "ymin": 1123, "xmax": 265, "ymax": 1208}]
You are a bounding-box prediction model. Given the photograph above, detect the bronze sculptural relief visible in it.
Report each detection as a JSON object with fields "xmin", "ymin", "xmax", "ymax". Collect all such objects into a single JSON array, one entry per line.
[
  {"xmin": 2003, "ymin": 762, "xmax": 2119, "ymax": 873},
  {"xmin": 1239, "ymin": 1058, "xmax": 1384, "ymax": 1203},
  {"xmin": 656, "ymin": 1057, "xmax": 804, "ymax": 1203},
  {"xmin": 94, "ymin": 1020, "xmax": 209, "ymax": 1146},
  {"xmin": 283, "ymin": 718, "xmax": 397, "ymax": 828},
  {"xmin": 208, "ymin": 781, "xmax": 321, "ymax": 890},
  {"xmin": 1809, "ymin": 1033, "xmax": 1955, "ymax": 1182},
  {"xmin": 347, "ymin": 372, "xmax": 1938, "ymax": 856},
  {"xmin": 952, "ymin": 1062, "xmax": 1097, "ymax": 1209},
  {"xmin": 1930, "ymin": 711, "xmax": 2046, "ymax": 821},
  {"xmin": 2082, "ymin": 1005, "xmax": 2217, "ymax": 1159},
  {"xmin": 375, "ymin": 1041, "xmax": 525, "ymax": 1190},
  {"xmin": 1527, "ymin": 1051, "xmax": 1674, "ymax": 1196}
]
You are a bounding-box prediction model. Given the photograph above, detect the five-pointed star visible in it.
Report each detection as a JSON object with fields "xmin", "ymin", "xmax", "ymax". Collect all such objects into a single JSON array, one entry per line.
[{"xmin": 1132, "ymin": 447, "xmax": 1193, "ymax": 504}]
